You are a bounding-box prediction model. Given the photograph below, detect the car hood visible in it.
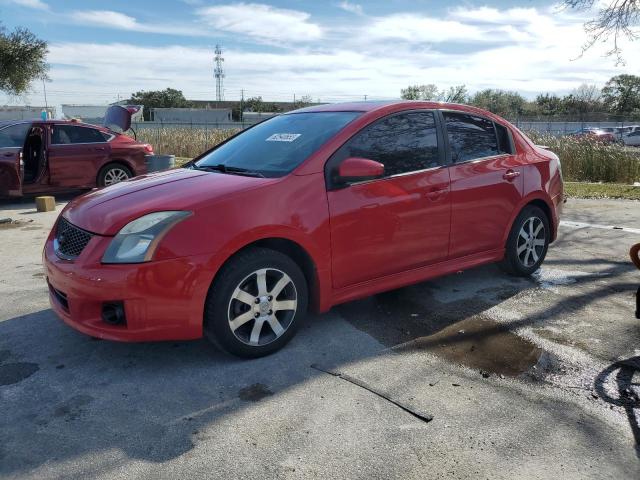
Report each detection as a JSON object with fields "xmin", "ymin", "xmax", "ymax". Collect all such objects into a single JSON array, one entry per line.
[{"xmin": 63, "ymin": 168, "xmax": 276, "ymax": 235}]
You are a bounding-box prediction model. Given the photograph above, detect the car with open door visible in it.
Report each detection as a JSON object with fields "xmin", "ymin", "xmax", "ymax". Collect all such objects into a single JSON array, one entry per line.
[
  {"xmin": 43, "ymin": 101, "xmax": 563, "ymax": 358},
  {"xmin": 0, "ymin": 106, "xmax": 152, "ymax": 199}
]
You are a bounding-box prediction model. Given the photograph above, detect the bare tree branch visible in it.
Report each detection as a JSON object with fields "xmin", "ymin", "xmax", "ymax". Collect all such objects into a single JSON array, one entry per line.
[{"xmin": 564, "ymin": 0, "xmax": 639, "ymax": 65}]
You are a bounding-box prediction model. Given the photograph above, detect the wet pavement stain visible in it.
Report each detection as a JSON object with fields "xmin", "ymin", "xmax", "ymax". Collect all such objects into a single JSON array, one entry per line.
[
  {"xmin": 0, "ymin": 362, "xmax": 39, "ymax": 386},
  {"xmin": 395, "ymin": 316, "xmax": 542, "ymax": 377},
  {"xmin": 338, "ymin": 281, "xmax": 541, "ymax": 377},
  {"xmin": 53, "ymin": 395, "xmax": 94, "ymax": 421},
  {"xmin": 238, "ymin": 383, "xmax": 273, "ymax": 402}
]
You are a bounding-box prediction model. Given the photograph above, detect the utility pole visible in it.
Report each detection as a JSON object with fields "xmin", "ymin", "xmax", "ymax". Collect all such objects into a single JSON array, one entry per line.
[
  {"xmin": 240, "ymin": 89, "xmax": 244, "ymax": 123},
  {"xmin": 214, "ymin": 44, "xmax": 225, "ymax": 105},
  {"xmin": 42, "ymin": 78, "xmax": 48, "ymax": 108}
]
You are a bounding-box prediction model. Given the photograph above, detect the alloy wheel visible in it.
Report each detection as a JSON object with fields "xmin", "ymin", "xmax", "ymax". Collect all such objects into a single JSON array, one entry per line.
[
  {"xmin": 517, "ymin": 216, "xmax": 546, "ymax": 268},
  {"xmin": 227, "ymin": 268, "xmax": 298, "ymax": 346},
  {"xmin": 104, "ymin": 168, "xmax": 130, "ymax": 186}
]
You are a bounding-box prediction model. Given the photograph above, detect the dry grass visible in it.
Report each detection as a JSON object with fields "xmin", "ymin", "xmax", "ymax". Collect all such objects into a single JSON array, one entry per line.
[
  {"xmin": 137, "ymin": 128, "xmax": 238, "ymax": 159},
  {"xmin": 526, "ymin": 132, "xmax": 640, "ymax": 184},
  {"xmin": 137, "ymin": 127, "xmax": 640, "ymax": 184}
]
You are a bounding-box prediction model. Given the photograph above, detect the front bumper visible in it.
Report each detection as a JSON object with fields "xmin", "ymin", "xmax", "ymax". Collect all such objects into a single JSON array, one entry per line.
[{"xmin": 43, "ymin": 230, "xmax": 216, "ymax": 342}]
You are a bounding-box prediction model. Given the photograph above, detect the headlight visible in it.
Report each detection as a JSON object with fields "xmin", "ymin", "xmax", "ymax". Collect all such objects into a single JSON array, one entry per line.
[{"xmin": 102, "ymin": 211, "xmax": 191, "ymax": 264}]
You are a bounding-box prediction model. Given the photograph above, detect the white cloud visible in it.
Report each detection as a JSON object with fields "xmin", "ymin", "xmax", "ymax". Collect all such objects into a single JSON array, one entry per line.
[
  {"xmin": 71, "ymin": 10, "xmax": 208, "ymax": 37},
  {"xmin": 4, "ymin": 0, "xmax": 49, "ymax": 10},
  {"xmin": 366, "ymin": 14, "xmax": 486, "ymax": 43},
  {"xmin": 198, "ymin": 3, "xmax": 323, "ymax": 43},
  {"xmin": 73, "ymin": 10, "xmax": 139, "ymax": 30},
  {"xmin": 6, "ymin": 4, "xmax": 639, "ymax": 107},
  {"xmin": 338, "ymin": 1, "xmax": 363, "ymax": 16}
]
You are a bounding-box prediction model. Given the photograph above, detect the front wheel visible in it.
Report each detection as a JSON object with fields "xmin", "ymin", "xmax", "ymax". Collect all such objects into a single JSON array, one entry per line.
[
  {"xmin": 499, "ymin": 205, "xmax": 550, "ymax": 276},
  {"xmin": 204, "ymin": 248, "xmax": 308, "ymax": 358}
]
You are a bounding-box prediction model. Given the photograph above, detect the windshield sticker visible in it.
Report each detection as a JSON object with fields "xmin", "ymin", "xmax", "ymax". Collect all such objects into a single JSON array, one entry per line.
[{"xmin": 266, "ymin": 133, "xmax": 301, "ymax": 142}]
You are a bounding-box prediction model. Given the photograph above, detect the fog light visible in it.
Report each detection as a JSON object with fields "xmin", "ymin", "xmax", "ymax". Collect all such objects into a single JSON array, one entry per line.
[{"xmin": 102, "ymin": 302, "xmax": 126, "ymax": 326}]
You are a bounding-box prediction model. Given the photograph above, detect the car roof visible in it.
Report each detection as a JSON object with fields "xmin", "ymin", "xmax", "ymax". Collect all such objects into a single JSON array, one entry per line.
[
  {"xmin": 289, "ymin": 100, "xmax": 482, "ymax": 114},
  {"xmin": 0, "ymin": 119, "xmax": 107, "ymax": 129}
]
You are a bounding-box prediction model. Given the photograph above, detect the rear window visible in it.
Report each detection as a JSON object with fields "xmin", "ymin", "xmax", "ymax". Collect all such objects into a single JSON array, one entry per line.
[
  {"xmin": 495, "ymin": 123, "xmax": 514, "ymax": 154},
  {"xmin": 443, "ymin": 112, "xmax": 499, "ymax": 162},
  {"xmin": 0, "ymin": 123, "xmax": 31, "ymax": 148},
  {"xmin": 52, "ymin": 125, "xmax": 106, "ymax": 144},
  {"xmin": 195, "ymin": 112, "xmax": 361, "ymax": 177}
]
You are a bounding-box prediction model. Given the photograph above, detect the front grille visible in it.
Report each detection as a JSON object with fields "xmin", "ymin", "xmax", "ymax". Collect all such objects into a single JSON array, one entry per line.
[{"xmin": 55, "ymin": 217, "xmax": 93, "ymax": 259}]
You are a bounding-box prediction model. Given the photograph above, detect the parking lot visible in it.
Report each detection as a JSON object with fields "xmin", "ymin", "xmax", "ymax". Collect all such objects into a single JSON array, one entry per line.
[{"xmin": 1, "ymin": 196, "xmax": 639, "ymax": 479}]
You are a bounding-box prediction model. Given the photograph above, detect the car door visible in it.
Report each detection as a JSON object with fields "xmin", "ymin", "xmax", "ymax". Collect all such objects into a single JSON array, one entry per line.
[
  {"xmin": 326, "ymin": 110, "xmax": 451, "ymax": 289},
  {"xmin": 48, "ymin": 124, "xmax": 111, "ymax": 188},
  {"xmin": 0, "ymin": 123, "xmax": 31, "ymax": 197},
  {"xmin": 624, "ymin": 130, "xmax": 640, "ymax": 146},
  {"xmin": 442, "ymin": 111, "xmax": 524, "ymax": 259}
]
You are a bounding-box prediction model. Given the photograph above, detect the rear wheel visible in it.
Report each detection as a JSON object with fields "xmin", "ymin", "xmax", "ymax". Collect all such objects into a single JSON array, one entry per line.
[
  {"xmin": 499, "ymin": 205, "xmax": 550, "ymax": 276},
  {"xmin": 204, "ymin": 248, "xmax": 308, "ymax": 358},
  {"xmin": 98, "ymin": 164, "xmax": 132, "ymax": 187}
]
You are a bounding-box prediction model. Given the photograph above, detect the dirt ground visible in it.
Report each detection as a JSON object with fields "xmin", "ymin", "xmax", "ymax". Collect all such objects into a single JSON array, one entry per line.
[{"xmin": 1, "ymin": 195, "xmax": 639, "ymax": 479}]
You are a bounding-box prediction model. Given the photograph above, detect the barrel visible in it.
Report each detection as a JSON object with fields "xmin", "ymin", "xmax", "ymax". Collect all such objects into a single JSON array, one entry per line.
[{"xmin": 145, "ymin": 154, "xmax": 176, "ymax": 172}]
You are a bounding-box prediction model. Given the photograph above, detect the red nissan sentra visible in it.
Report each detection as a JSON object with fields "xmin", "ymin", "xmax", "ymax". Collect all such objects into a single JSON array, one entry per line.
[{"xmin": 43, "ymin": 101, "xmax": 563, "ymax": 357}]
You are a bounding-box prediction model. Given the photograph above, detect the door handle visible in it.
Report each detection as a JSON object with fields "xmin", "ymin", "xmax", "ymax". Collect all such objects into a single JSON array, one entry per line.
[
  {"xmin": 94, "ymin": 147, "xmax": 105, "ymax": 151},
  {"xmin": 503, "ymin": 170, "xmax": 520, "ymax": 181},
  {"xmin": 426, "ymin": 187, "xmax": 448, "ymax": 200}
]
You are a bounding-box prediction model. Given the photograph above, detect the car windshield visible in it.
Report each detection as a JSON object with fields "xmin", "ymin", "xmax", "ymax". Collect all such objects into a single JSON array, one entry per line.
[{"xmin": 194, "ymin": 111, "xmax": 361, "ymax": 177}]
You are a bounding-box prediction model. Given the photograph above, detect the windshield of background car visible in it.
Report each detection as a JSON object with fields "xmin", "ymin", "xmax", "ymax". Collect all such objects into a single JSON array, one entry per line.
[{"xmin": 194, "ymin": 111, "xmax": 361, "ymax": 177}]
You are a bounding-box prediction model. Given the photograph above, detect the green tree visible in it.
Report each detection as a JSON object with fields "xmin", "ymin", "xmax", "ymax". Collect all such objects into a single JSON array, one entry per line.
[
  {"xmin": 293, "ymin": 94, "xmax": 313, "ymax": 109},
  {"xmin": 602, "ymin": 74, "xmax": 640, "ymax": 114},
  {"xmin": 535, "ymin": 93, "xmax": 565, "ymax": 116},
  {"xmin": 563, "ymin": 83, "xmax": 604, "ymax": 119},
  {"xmin": 440, "ymin": 85, "xmax": 468, "ymax": 103},
  {"xmin": 400, "ymin": 84, "xmax": 439, "ymax": 101},
  {"xmin": 244, "ymin": 96, "xmax": 264, "ymax": 112},
  {"xmin": 130, "ymin": 88, "xmax": 191, "ymax": 120},
  {"xmin": 469, "ymin": 89, "xmax": 527, "ymax": 119},
  {"xmin": 0, "ymin": 23, "xmax": 49, "ymax": 95}
]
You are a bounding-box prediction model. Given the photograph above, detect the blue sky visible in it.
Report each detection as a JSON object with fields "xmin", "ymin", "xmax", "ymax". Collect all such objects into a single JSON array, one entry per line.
[{"xmin": 1, "ymin": 0, "xmax": 638, "ymax": 107}]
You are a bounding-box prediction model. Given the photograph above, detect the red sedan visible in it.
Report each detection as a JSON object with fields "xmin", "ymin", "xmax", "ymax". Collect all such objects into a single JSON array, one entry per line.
[
  {"xmin": 0, "ymin": 106, "xmax": 152, "ymax": 197},
  {"xmin": 43, "ymin": 101, "xmax": 563, "ymax": 357}
]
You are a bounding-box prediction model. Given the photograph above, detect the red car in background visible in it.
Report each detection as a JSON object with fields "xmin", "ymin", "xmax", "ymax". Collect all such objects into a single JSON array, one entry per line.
[
  {"xmin": 568, "ymin": 128, "xmax": 616, "ymax": 144},
  {"xmin": 0, "ymin": 106, "xmax": 152, "ymax": 198},
  {"xmin": 44, "ymin": 101, "xmax": 563, "ymax": 357}
]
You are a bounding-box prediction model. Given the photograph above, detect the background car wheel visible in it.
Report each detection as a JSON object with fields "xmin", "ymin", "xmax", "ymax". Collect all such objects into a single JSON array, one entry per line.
[
  {"xmin": 499, "ymin": 205, "xmax": 550, "ymax": 277},
  {"xmin": 98, "ymin": 164, "xmax": 132, "ymax": 187},
  {"xmin": 204, "ymin": 247, "xmax": 308, "ymax": 358}
]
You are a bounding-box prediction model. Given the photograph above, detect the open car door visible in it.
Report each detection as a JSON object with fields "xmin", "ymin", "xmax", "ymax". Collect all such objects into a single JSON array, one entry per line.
[
  {"xmin": 0, "ymin": 123, "xmax": 30, "ymax": 197},
  {"xmin": 103, "ymin": 105, "xmax": 134, "ymax": 133}
]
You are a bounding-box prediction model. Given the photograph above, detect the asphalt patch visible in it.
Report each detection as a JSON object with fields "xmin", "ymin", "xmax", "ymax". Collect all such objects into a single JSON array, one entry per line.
[{"xmin": 0, "ymin": 362, "xmax": 39, "ymax": 386}]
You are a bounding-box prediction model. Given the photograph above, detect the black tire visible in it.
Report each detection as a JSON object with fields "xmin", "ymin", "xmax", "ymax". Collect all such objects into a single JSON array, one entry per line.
[
  {"xmin": 97, "ymin": 163, "xmax": 133, "ymax": 187},
  {"xmin": 204, "ymin": 247, "xmax": 308, "ymax": 358},
  {"xmin": 499, "ymin": 205, "xmax": 550, "ymax": 276}
]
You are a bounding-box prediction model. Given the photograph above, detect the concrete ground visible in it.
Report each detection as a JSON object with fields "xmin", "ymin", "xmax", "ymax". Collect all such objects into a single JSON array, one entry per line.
[{"xmin": 0, "ymin": 195, "xmax": 639, "ymax": 479}]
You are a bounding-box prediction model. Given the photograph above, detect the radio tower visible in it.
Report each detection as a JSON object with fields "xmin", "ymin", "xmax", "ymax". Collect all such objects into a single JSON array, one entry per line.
[{"xmin": 214, "ymin": 44, "xmax": 225, "ymax": 103}]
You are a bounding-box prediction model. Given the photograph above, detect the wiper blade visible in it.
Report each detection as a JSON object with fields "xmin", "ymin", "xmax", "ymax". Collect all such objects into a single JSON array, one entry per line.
[{"xmin": 192, "ymin": 164, "xmax": 265, "ymax": 178}]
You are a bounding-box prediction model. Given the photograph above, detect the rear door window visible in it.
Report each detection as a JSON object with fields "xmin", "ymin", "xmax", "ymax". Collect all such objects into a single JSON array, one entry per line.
[
  {"xmin": 443, "ymin": 112, "xmax": 500, "ymax": 163},
  {"xmin": 335, "ymin": 111, "xmax": 441, "ymax": 177},
  {"xmin": 52, "ymin": 125, "xmax": 106, "ymax": 144},
  {"xmin": 0, "ymin": 123, "xmax": 31, "ymax": 148}
]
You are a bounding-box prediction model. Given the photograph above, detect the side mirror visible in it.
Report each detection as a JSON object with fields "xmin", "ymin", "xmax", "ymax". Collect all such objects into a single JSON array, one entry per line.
[{"xmin": 337, "ymin": 157, "xmax": 384, "ymax": 183}]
